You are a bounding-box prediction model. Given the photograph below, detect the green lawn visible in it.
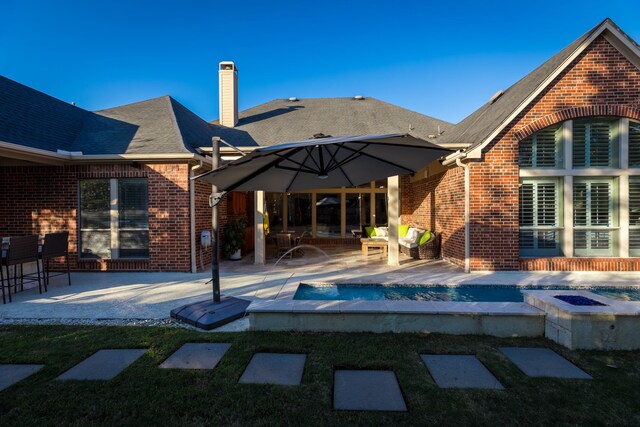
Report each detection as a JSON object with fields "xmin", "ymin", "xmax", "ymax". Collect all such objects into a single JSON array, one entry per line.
[{"xmin": 0, "ymin": 325, "xmax": 639, "ymax": 426}]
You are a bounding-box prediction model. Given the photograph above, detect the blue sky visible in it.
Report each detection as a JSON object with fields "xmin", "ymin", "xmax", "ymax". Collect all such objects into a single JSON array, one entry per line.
[{"xmin": 2, "ymin": 0, "xmax": 639, "ymax": 124}]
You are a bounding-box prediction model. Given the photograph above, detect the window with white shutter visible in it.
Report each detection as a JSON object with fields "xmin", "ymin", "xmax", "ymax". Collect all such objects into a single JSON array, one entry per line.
[
  {"xmin": 573, "ymin": 178, "xmax": 616, "ymax": 256},
  {"xmin": 629, "ymin": 120, "xmax": 640, "ymax": 168},
  {"xmin": 519, "ymin": 179, "xmax": 562, "ymax": 256},
  {"xmin": 519, "ymin": 124, "xmax": 562, "ymax": 168},
  {"xmin": 573, "ymin": 118, "xmax": 618, "ymax": 168},
  {"xmin": 630, "ymin": 177, "xmax": 640, "ymax": 257}
]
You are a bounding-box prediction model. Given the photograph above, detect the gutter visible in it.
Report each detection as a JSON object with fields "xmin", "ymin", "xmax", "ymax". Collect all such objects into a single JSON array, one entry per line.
[
  {"xmin": 0, "ymin": 140, "xmax": 212, "ymax": 165},
  {"xmin": 456, "ymin": 158, "xmax": 471, "ymax": 273},
  {"xmin": 190, "ymin": 161, "xmax": 206, "ymax": 273}
]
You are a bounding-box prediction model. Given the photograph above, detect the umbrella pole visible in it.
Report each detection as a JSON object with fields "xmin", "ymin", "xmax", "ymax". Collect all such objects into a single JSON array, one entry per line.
[{"xmin": 211, "ymin": 138, "xmax": 221, "ymax": 303}]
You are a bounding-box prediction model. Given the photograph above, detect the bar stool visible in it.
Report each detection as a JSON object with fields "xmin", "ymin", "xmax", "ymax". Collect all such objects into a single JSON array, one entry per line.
[
  {"xmin": 40, "ymin": 232, "xmax": 71, "ymax": 287},
  {"xmin": 2, "ymin": 235, "xmax": 43, "ymax": 303}
]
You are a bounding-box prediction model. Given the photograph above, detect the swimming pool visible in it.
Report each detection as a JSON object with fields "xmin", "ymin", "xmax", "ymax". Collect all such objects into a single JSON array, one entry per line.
[{"xmin": 293, "ymin": 283, "xmax": 640, "ymax": 302}]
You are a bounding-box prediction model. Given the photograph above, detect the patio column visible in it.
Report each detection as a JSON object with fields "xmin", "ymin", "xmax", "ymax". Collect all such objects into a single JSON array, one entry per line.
[
  {"xmin": 254, "ymin": 190, "xmax": 266, "ymax": 265},
  {"xmin": 387, "ymin": 175, "xmax": 400, "ymax": 266}
]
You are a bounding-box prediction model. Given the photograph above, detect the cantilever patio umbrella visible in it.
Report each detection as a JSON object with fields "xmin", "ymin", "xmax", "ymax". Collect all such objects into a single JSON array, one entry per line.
[
  {"xmin": 173, "ymin": 134, "xmax": 451, "ymax": 330},
  {"xmin": 196, "ymin": 134, "xmax": 451, "ymax": 192}
]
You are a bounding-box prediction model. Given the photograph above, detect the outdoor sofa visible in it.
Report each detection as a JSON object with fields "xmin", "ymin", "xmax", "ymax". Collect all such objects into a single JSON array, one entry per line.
[{"xmin": 362, "ymin": 225, "xmax": 441, "ymax": 259}]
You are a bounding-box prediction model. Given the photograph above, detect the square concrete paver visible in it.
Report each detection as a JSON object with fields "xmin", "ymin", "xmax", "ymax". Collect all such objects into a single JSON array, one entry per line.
[
  {"xmin": 500, "ymin": 347, "xmax": 591, "ymax": 379},
  {"xmin": 57, "ymin": 349, "xmax": 146, "ymax": 380},
  {"xmin": 334, "ymin": 370, "xmax": 407, "ymax": 411},
  {"xmin": 422, "ymin": 355, "xmax": 504, "ymax": 389},
  {"xmin": 238, "ymin": 353, "xmax": 306, "ymax": 385},
  {"xmin": 0, "ymin": 364, "xmax": 44, "ymax": 391},
  {"xmin": 160, "ymin": 343, "xmax": 231, "ymax": 370}
]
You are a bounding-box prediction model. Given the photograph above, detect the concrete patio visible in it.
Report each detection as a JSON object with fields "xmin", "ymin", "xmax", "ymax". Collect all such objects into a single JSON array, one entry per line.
[{"xmin": 1, "ymin": 246, "xmax": 639, "ymax": 328}]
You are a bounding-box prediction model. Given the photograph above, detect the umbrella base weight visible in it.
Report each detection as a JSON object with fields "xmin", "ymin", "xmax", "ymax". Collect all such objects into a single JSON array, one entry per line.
[{"xmin": 170, "ymin": 296, "xmax": 251, "ymax": 330}]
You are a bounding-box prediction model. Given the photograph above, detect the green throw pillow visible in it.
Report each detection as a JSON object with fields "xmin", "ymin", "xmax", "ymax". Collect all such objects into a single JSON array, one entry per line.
[
  {"xmin": 364, "ymin": 226, "xmax": 376, "ymax": 237},
  {"xmin": 399, "ymin": 225, "xmax": 409, "ymax": 237},
  {"xmin": 419, "ymin": 230, "xmax": 432, "ymax": 245}
]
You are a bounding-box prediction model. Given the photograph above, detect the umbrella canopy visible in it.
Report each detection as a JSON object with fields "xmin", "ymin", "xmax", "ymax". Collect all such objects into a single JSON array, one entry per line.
[{"xmin": 196, "ymin": 134, "xmax": 452, "ymax": 192}]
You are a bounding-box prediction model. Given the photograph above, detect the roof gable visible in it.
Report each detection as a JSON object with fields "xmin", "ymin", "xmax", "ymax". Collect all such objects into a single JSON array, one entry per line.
[{"xmin": 441, "ymin": 18, "xmax": 640, "ymax": 158}]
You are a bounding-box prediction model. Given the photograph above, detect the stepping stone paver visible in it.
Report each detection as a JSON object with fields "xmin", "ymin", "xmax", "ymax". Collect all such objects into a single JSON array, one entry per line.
[
  {"xmin": 160, "ymin": 343, "xmax": 231, "ymax": 370},
  {"xmin": 500, "ymin": 347, "xmax": 591, "ymax": 379},
  {"xmin": 238, "ymin": 353, "xmax": 306, "ymax": 385},
  {"xmin": 334, "ymin": 370, "xmax": 407, "ymax": 412},
  {"xmin": 57, "ymin": 349, "xmax": 146, "ymax": 380},
  {"xmin": 422, "ymin": 354, "xmax": 504, "ymax": 389},
  {"xmin": 0, "ymin": 364, "xmax": 44, "ymax": 391}
]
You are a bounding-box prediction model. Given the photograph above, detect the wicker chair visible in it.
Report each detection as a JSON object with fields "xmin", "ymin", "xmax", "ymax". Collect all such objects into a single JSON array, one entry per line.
[{"xmin": 400, "ymin": 231, "xmax": 441, "ymax": 260}]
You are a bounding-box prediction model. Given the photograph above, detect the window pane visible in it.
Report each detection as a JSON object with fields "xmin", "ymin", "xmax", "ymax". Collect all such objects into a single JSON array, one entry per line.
[
  {"xmin": 374, "ymin": 193, "xmax": 388, "ymax": 226},
  {"xmin": 573, "ymin": 179, "xmax": 613, "ymax": 256},
  {"xmin": 574, "ymin": 230, "xmax": 613, "ymax": 256},
  {"xmin": 519, "ymin": 124, "xmax": 561, "ymax": 168},
  {"xmin": 119, "ymin": 230, "xmax": 149, "ymax": 258},
  {"xmin": 316, "ymin": 193, "xmax": 341, "ymax": 237},
  {"xmin": 287, "ymin": 193, "xmax": 312, "ymax": 234},
  {"xmin": 537, "ymin": 183, "xmax": 557, "ymax": 226},
  {"xmin": 346, "ymin": 193, "xmax": 370, "ymax": 238},
  {"xmin": 80, "ymin": 230, "xmax": 110, "ymax": 259},
  {"xmin": 118, "ymin": 179, "xmax": 148, "ymax": 229},
  {"xmin": 573, "ymin": 118, "xmax": 616, "ymax": 167},
  {"xmin": 80, "ymin": 179, "xmax": 110, "ymax": 229},
  {"xmin": 519, "ymin": 184, "xmax": 534, "ymax": 226},
  {"xmin": 630, "ymin": 120, "xmax": 640, "ymax": 167},
  {"xmin": 265, "ymin": 192, "xmax": 283, "ymax": 234}
]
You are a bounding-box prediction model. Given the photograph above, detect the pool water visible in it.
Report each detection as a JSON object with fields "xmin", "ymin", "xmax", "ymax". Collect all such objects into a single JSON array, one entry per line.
[{"xmin": 293, "ymin": 283, "xmax": 640, "ymax": 302}]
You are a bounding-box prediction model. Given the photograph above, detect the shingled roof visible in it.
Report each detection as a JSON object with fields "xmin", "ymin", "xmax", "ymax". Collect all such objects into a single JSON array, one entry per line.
[
  {"xmin": 0, "ymin": 75, "xmax": 89, "ymax": 152},
  {"xmin": 440, "ymin": 18, "xmax": 640, "ymax": 153},
  {"xmin": 0, "ymin": 76, "xmax": 215, "ymax": 157},
  {"xmin": 210, "ymin": 97, "xmax": 453, "ymax": 147},
  {"xmin": 71, "ymin": 96, "xmax": 216, "ymax": 155}
]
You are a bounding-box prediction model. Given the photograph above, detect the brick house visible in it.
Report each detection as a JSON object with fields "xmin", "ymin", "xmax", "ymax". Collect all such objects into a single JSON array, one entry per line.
[{"xmin": 2, "ymin": 18, "xmax": 639, "ymax": 273}]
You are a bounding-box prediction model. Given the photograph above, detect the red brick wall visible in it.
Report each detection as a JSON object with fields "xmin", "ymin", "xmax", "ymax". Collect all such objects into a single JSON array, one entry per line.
[
  {"xmin": 401, "ymin": 167, "xmax": 465, "ymax": 268},
  {"xmin": 467, "ymin": 35, "xmax": 640, "ymax": 271},
  {"xmin": 194, "ymin": 175, "xmax": 214, "ymax": 271},
  {"xmin": 0, "ymin": 163, "xmax": 192, "ymax": 272}
]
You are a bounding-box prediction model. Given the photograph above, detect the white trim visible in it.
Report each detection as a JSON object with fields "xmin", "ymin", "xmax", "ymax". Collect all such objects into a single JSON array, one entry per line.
[{"xmin": 520, "ymin": 168, "xmax": 640, "ymax": 177}]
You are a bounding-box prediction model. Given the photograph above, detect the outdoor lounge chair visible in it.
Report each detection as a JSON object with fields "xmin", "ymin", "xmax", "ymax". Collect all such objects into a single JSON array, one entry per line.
[{"xmin": 400, "ymin": 231, "xmax": 441, "ymax": 260}]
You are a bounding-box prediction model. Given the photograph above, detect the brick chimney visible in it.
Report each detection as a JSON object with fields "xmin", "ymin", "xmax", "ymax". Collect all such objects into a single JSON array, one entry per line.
[{"xmin": 218, "ymin": 61, "xmax": 238, "ymax": 127}]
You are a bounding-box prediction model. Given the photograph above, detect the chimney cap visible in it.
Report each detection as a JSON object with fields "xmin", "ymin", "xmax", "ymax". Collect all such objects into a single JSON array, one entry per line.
[{"xmin": 219, "ymin": 61, "xmax": 237, "ymax": 71}]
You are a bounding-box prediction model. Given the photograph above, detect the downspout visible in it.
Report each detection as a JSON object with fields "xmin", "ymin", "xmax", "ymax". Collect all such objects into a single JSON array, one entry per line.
[
  {"xmin": 456, "ymin": 158, "xmax": 470, "ymax": 273},
  {"xmin": 190, "ymin": 161, "xmax": 204, "ymax": 273}
]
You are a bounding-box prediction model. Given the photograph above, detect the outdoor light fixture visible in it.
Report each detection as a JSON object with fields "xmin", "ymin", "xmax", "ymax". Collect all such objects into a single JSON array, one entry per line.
[{"xmin": 318, "ymin": 173, "xmax": 329, "ymax": 179}]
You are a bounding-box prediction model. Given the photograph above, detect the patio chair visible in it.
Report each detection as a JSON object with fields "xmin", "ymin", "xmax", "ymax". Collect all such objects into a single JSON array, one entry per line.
[
  {"xmin": 275, "ymin": 233, "xmax": 293, "ymax": 259},
  {"xmin": 40, "ymin": 232, "xmax": 71, "ymax": 287},
  {"xmin": 2, "ymin": 235, "xmax": 44, "ymax": 300}
]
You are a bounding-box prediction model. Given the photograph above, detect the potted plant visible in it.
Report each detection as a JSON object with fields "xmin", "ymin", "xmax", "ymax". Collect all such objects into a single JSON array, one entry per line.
[{"xmin": 222, "ymin": 217, "xmax": 247, "ymax": 260}]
